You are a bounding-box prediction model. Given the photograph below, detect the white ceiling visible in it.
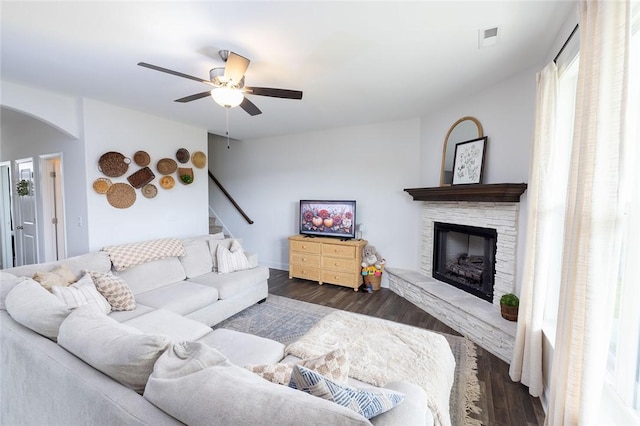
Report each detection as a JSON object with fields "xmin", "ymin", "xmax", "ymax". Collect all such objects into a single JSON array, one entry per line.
[{"xmin": 1, "ymin": 1, "xmax": 576, "ymax": 140}]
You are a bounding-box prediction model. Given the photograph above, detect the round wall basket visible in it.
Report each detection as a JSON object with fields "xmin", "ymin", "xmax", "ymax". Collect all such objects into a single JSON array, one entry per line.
[
  {"xmin": 106, "ymin": 183, "xmax": 136, "ymax": 209},
  {"xmin": 98, "ymin": 152, "xmax": 130, "ymax": 177},
  {"xmin": 157, "ymin": 158, "xmax": 178, "ymax": 175}
]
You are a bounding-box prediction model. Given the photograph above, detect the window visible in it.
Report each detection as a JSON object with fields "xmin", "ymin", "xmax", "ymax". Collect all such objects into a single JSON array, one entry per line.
[{"xmin": 606, "ymin": 4, "xmax": 640, "ymax": 416}]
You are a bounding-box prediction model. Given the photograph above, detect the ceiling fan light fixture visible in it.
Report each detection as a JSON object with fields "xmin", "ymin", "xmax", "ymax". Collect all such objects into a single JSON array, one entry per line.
[{"xmin": 210, "ymin": 87, "xmax": 244, "ymax": 108}]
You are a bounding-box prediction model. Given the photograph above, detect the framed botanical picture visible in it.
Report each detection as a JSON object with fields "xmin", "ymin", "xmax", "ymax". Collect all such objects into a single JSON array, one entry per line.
[{"xmin": 452, "ymin": 136, "xmax": 487, "ymax": 185}]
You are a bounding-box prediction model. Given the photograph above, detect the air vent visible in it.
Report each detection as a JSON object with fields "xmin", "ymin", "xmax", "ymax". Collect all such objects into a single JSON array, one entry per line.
[{"xmin": 479, "ymin": 26, "xmax": 499, "ymax": 48}]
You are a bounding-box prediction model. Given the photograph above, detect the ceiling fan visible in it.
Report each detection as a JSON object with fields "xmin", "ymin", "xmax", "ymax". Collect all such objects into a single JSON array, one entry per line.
[{"xmin": 138, "ymin": 50, "xmax": 303, "ymax": 116}]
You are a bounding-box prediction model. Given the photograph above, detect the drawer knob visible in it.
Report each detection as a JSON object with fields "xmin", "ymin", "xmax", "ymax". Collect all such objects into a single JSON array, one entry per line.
[{"xmin": 334, "ymin": 262, "xmax": 339, "ymax": 266}]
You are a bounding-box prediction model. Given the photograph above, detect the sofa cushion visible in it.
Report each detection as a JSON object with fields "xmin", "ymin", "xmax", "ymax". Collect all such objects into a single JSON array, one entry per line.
[
  {"xmin": 216, "ymin": 239, "xmax": 252, "ymax": 274},
  {"xmin": 370, "ymin": 381, "xmax": 431, "ymax": 426},
  {"xmin": 178, "ymin": 239, "xmax": 213, "ymax": 278},
  {"xmin": 197, "ymin": 328, "xmax": 284, "ymax": 366},
  {"xmin": 135, "ymin": 281, "xmax": 219, "ymax": 316},
  {"xmin": 57, "ymin": 305, "xmax": 171, "ymax": 393},
  {"xmin": 32, "ymin": 263, "xmax": 77, "ymax": 290},
  {"xmin": 115, "ymin": 257, "xmax": 187, "ymax": 295},
  {"xmin": 108, "ymin": 303, "xmax": 155, "ymax": 323},
  {"xmin": 51, "ymin": 273, "xmax": 111, "ymax": 314},
  {"xmin": 246, "ymin": 347, "xmax": 349, "ymax": 385},
  {"xmin": 124, "ymin": 309, "xmax": 212, "ymax": 342},
  {"xmin": 103, "ymin": 238, "xmax": 185, "ymax": 271},
  {"xmin": 289, "ymin": 365, "xmax": 405, "ymax": 420},
  {"xmin": 143, "ymin": 341, "xmax": 371, "ymax": 426},
  {"xmin": 5, "ymin": 279, "xmax": 72, "ymax": 340},
  {"xmin": 0, "ymin": 272, "xmax": 25, "ymax": 310},
  {"xmin": 87, "ymin": 270, "xmax": 136, "ymax": 311},
  {"xmin": 187, "ymin": 266, "xmax": 269, "ymax": 299}
]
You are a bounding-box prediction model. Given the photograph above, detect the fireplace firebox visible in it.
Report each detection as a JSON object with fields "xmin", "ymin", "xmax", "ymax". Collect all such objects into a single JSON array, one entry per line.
[{"xmin": 432, "ymin": 222, "xmax": 497, "ymax": 302}]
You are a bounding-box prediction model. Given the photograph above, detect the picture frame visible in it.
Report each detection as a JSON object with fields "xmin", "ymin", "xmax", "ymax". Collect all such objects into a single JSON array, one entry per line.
[{"xmin": 452, "ymin": 136, "xmax": 487, "ymax": 185}]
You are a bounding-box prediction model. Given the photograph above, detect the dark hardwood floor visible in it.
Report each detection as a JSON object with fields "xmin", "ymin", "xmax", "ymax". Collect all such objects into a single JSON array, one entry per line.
[{"xmin": 268, "ymin": 269, "xmax": 545, "ymax": 426}]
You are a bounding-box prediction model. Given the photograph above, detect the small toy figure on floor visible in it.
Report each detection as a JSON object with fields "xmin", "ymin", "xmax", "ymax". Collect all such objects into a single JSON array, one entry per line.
[{"xmin": 361, "ymin": 244, "xmax": 385, "ymax": 292}]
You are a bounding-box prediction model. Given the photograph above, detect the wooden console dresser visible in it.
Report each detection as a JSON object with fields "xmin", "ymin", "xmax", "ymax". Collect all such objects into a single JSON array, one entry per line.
[{"xmin": 288, "ymin": 235, "xmax": 367, "ymax": 291}]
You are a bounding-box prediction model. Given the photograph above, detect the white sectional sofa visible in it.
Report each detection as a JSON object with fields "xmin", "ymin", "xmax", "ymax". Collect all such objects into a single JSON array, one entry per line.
[{"xmin": 0, "ymin": 235, "xmax": 432, "ymax": 426}]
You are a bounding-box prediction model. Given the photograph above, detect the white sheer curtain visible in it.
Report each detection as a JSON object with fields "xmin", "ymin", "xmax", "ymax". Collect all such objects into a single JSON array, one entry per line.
[
  {"xmin": 546, "ymin": 1, "xmax": 632, "ymax": 424},
  {"xmin": 509, "ymin": 62, "xmax": 559, "ymax": 397}
]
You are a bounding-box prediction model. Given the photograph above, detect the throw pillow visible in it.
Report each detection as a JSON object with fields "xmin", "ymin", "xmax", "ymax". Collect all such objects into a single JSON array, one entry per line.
[
  {"xmin": 51, "ymin": 273, "xmax": 111, "ymax": 314},
  {"xmin": 32, "ymin": 263, "xmax": 77, "ymax": 291},
  {"xmin": 247, "ymin": 347, "xmax": 350, "ymax": 385},
  {"xmin": 57, "ymin": 305, "xmax": 171, "ymax": 393},
  {"xmin": 289, "ymin": 365, "xmax": 405, "ymax": 420},
  {"xmin": 216, "ymin": 239, "xmax": 251, "ymax": 274},
  {"xmin": 179, "ymin": 239, "xmax": 214, "ymax": 278},
  {"xmin": 207, "ymin": 238, "xmax": 235, "ymax": 271},
  {"xmin": 4, "ymin": 279, "xmax": 73, "ymax": 340},
  {"xmin": 86, "ymin": 270, "xmax": 136, "ymax": 311}
]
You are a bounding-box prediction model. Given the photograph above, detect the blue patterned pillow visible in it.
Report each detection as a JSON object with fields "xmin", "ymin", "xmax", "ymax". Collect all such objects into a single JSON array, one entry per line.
[{"xmin": 289, "ymin": 365, "xmax": 404, "ymax": 419}]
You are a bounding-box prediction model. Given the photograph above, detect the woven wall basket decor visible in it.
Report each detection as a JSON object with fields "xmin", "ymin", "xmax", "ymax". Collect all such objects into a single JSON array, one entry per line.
[
  {"xmin": 133, "ymin": 150, "xmax": 151, "ymax": 167},
  {"xmin": 157, "ymin": 158, "xmax": 178, "ymax": 175},
  {"xmin": 127, "ymin": 167, "xmax": 155, "ymax": 189},
  {"xmin": 98, "ymin": 152, "xmax": 131, "ymax": 177},
  {"xmin": 106, "ymin": 183, "xmax": 136, "ymax": 209}
]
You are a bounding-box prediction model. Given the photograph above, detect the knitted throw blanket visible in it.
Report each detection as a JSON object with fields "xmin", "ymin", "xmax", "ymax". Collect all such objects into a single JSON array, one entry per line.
[
  {"xmin": 103, "ymin": 238, "xmax": 185, "ymax": 271},
  {"xmin": 285, "ymin": 310, "xmax": 456, "ymax": 426}
]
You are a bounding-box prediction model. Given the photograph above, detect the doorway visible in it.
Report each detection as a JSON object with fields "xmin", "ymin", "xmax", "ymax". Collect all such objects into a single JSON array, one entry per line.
[
  {"xmin": 14, "ymin": 159, "xmax": 38, "ymax": 266},
  {"xmin": 41, "ymin": 154, "xmax": 66, "ymax": 262},
  {"xmin": 0, "ymin": 161, "xmax": 14, "ymax": 269}
]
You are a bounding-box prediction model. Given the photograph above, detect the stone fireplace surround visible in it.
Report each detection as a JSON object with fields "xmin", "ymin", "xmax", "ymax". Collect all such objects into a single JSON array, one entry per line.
[{"xmin": 387, "ymin": 184, "xmax": 526, "ymax": 363}]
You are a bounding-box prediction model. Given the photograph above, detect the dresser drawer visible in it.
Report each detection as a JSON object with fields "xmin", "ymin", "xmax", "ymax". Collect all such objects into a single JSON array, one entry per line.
[
  {"xmin": 290, "ymin": 240, "xmax": 321, "ymax": 254},
  {"xmin": 321, "ymin": 270, "xmax": 360, "ymax": 288},
  {"xmin": 290, "ymin": 264, "xmax": 320, "ymax": 281},
  {"xmin": 321, "ymin": 256, "xmax": 358, "ymax": 273},
  {"xmin": 322, "ymin": 244, "xmax": 356, "ymax": 259},
  {"xmin": 290, "ymin": 252, "xmax": 320, "ymax": 268}
]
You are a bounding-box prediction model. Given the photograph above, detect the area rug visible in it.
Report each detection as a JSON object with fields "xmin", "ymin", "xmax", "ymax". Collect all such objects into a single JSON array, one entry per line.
[{"xmin": 214, "ymin": 294, "xmax": 481, "ymax": 426}]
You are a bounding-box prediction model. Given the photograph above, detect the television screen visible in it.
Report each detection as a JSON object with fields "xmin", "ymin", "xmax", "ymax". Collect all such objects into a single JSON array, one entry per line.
[{"xmin": 299, "ymin": 200, "xmax": 356, "ymax": 239}]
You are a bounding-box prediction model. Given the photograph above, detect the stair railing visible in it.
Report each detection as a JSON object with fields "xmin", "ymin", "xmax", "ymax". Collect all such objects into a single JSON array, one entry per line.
[{"xmin": 207, "ymin": 170, "xmax": 254, "ymax": 225}]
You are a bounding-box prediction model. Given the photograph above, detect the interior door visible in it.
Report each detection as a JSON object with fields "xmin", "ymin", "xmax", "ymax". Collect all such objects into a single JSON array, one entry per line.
[
  {"xmin": 0, "ymin": 162, "xmax": 14, "ymax": 269},
  {"xmin": 15, "ymin": 160, "xmax": 38, "ymax": 266}
]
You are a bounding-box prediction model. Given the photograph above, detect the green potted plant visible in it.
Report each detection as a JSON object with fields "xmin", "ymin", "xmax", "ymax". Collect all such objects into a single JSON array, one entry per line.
[{"xmin": 500, "ymin": 293, "xmax": 519, "ymax": 321}]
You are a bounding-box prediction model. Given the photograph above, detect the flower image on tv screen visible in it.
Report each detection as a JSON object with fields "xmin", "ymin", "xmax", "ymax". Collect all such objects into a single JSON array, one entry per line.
[{"xmin": 299, "ymin": 200, "xmax": 356, "ymax": 239}]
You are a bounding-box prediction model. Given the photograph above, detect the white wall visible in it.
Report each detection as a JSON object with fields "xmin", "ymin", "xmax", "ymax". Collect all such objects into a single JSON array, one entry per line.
[
  {"xmin": 83, "ymin": 99, "xmax": 209, "ymax": 250},
  {"xmin": 419, "ymin": 66, "xmax": 537, "ymax": 297},
  {"xmin": 209, "ymin": 119, "xmax": 422, "ymax": 274}
]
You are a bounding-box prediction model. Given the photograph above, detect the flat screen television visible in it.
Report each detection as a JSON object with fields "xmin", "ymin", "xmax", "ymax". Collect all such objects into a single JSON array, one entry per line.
[{"xmin": 299, "ymin": 200, "xmax": 356, "ymax": 239}]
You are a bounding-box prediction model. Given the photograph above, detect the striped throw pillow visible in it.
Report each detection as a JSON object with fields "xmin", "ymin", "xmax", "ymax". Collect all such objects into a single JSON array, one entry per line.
[
  {"xmin": 216, "ymin": 240, "xmax": 251, "ymax": 274},
  {"xmin": 52, "ymin": 273, "xmax": 111, "ymax": 314},
  {"xmin": 289, "ymin": 365, "xmax": 405, "ymax": 420}
]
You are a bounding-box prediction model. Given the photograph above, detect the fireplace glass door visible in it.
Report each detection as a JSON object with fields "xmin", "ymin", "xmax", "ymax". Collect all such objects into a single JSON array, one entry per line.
[{"xmin": 432, "ymin": 222, "xmax": 497, "ymax": 302}]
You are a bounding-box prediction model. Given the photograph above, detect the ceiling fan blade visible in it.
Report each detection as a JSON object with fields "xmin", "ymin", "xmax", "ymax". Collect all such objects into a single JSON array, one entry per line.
[
  {"xmin": 245, "ymin": 87, "xmax": 303, "ymax": 100},
  {"xmin": 138, "ymin": 62, "xmax": 213, "ymax": 86},
  {"xmin": 223, "ymin": 52, "xmax": 250, "ymax": 84},
  {"xmin": 174, "ymin": 91, "xmax": 211, "ymax": 103},
  {"xmin": 240, "ymin": 97, "xmax": 262, "ymax": 116}
]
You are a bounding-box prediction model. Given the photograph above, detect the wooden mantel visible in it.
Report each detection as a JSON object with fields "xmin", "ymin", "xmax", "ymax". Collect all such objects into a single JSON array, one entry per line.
[{"xmin": 404, "ymin": 183, "xmax": 527, "ymax": 203}]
